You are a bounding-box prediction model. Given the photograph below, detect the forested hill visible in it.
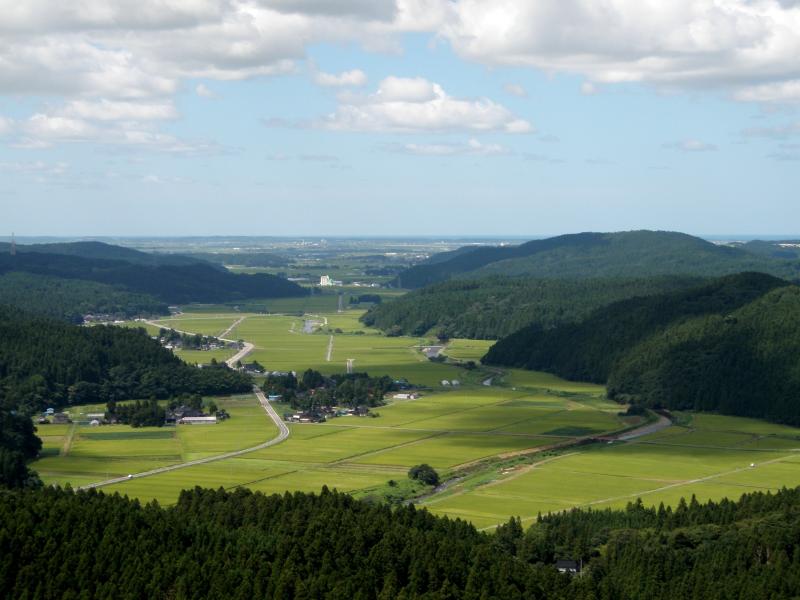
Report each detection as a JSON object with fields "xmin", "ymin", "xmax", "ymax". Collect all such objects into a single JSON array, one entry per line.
[
  {"xmin": 0, "ymin": 305, "xmax": 252, "ymax": 414},
  {"xmin": 0, "ymin": 272, "xmax": 168, "ymax": 322},
  {"xmin": 485, "ymin": 273, "xmax": 800, "ymax": 425},
  {"xmin": 2, "ymin": 484, "xmax": 800, "ymax": 599},
  {"xmin": 362, "ymin": 275, "xmax": 704, "ymax": 339},
  {"xmin": 0, "ymin": 240, "xmax": 206, "ymax": 267},
  {"xmin": 0, "ymin": 246, "xmax": 307, "ymax": 304},
  {"xmin": 395, "ymin": 231, "xmax": 800, "ymax": 288}
]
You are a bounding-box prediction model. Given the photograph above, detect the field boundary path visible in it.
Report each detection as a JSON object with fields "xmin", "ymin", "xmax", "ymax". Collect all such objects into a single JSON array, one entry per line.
[
  {"xmin": 79, "ymin": 387, "xmax": 290, "ymax": 491},
  {"xmin": 219, "ymin": 316, "xmax": 245, "ymax": 339},
  {"xmin": 326, "ymin": 335, "xmax": 334, "ymax": 361}
]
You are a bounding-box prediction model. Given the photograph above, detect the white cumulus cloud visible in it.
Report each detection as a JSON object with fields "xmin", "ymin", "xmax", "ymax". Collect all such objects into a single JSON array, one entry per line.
[
  {"xmin": 314, "ymin": 68, "xmax": 367, "ymax": 87},
  {"xmin": 439, "ymin": 0, "xmax": 800, "ymax": 102},
  {"xmin": 400, "ymin": 138, "xmax": 508, "ymax": 155},
  {"xmin": 320, "ymin": 76, "xmax": 532, "ymax": 133},
  {"xmin": 58, "ymin": 99, "xmax": 178, "ymax": 121}
]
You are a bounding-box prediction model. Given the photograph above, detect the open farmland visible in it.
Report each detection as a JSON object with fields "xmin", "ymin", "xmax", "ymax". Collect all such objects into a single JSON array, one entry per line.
[
  {"xmin": 32, "ymin": 380, "xmax": 630, "ymax": 508},
  {"xmin": 423, "ymin": 412, "xmax": 800, "ymax": 529},
  {"xmin": 34, "ymin": 394, "xmax": 277, "ymax": 489},
  {"xmin": 40, "ymin": 305, "xmax": 800, "ymax": 529}
]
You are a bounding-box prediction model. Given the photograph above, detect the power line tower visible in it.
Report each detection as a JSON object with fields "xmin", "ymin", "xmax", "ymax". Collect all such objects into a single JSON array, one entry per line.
[{"xmin": 10, "ymin": 232, "xmax": 16, "ymax": 256}]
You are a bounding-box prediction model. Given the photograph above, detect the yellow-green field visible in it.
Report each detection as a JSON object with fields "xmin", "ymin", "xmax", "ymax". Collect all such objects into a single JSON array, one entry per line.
[
  {"xmin": 40, "ymin": 304, "xmax": 800, "ymax": 529},
  {"xmin": 35, "ymin": 395, "xmax": 276, "ymax": 488},
  {"xmin": 424, "ymin": 412, "xmax": 800, "ymax": 529},
  {"xmin": 34, "ymin": 382, "xmax": 629, "ymax": 508}
]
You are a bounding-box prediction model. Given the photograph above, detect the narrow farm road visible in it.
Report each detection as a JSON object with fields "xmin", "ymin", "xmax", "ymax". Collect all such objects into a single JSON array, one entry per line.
[
  {"xmin": 614, "ymin": 414, "xmax": 672, "ymax": 441},
  {"xmin": 144, "ymin": 318, "xmax": 254, "ymax": 368},
  {"xmin": 79, "ymin": 387, "xmax": 290, "ymax": 491},
  {"xmin": 219, "ymin": 316, "xmax": 245, "ymax": 339}
]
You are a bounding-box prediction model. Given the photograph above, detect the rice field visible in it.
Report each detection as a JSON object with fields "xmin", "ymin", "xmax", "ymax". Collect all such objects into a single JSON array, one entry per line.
[
  {"xmin": 423, "ymin": 412, "xmax": 800, "ymax": 529},
  {"xmin": 41, "ymin": 306, "xmax": 800, "ymax": 528}
]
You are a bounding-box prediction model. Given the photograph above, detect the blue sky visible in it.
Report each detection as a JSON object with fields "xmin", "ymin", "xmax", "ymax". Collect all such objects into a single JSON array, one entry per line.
[{"xmin": 0, "ymin": 1, "xmax": 798, "ymax": 237}]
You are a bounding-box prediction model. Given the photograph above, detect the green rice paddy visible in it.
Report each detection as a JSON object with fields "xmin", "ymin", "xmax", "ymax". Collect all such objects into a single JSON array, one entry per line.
[{"xmin": 35, "ymin": 304, "xmax": 800, "ymax": 529}]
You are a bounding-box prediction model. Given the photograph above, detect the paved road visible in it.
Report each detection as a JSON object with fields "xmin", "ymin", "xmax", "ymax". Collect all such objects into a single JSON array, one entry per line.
[
  {"xmin": 79, "ymin": 387, "xmax": 290, "ymax": 491},
  {"xmin": 326, "ymin": 335, "xmax": 334, "ymax": 362},
  {"xmin": 225, "ymin": 342, "xmax": 255, "ymax": 368}
]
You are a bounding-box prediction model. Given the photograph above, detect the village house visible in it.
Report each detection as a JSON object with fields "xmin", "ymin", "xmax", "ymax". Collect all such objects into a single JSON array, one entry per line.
[
  {"xmin": 178, "ymin": 416, "xmax": 218, "ymax": 425},
  {"xmin": 52, "ymin": 412, "xmax": 71, "ymax": 424},
  {"xmin": 392, "ymin": 392, "xmax": 420, "ymax": 400}
]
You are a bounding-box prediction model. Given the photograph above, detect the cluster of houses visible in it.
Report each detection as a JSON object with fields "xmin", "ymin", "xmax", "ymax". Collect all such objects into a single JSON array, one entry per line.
[
  {"xmin": 164, "ymin": 405, "xmax": 230, "ymax": 426},
  {"xmin": 45, "ymin": 405, "xmax": 233, "ymax": 427},
  {"xmin": 82, "ymin": 314, "xmax": 129, "ymax": 324},
  {"xmin": 283, "ymin": 405, "xmax": 371, "ymax": 424},
  {"xmin": 37, "ymin": 408, "xmax": 71, "ymax": 425},
  {"xmin": 161, "ymin": 336, "xmax": 237, "ymax": 353}
]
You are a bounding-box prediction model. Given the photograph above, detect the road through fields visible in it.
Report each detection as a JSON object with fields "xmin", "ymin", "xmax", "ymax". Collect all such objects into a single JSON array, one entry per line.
[
  {"xmin": 79, "ymin": 387, "xmax": 290, "ymax": 491},
  {"xmin": 144, "ymin": 318, "xmax": 254, "ymax": 368}
]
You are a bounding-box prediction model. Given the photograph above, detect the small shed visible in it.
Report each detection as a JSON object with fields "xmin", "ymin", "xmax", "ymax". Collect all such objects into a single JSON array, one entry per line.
[
  {"xmin": 556, "ymin": 560, "xmax": 580, "ymax": 575},
  {"xmin": 178, "ymin": 416, "xmax": 218, "ymax": 425}
]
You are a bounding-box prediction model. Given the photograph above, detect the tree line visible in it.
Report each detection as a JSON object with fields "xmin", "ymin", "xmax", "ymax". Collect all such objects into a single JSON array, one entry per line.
[{"xmin": 1, "ymin": 482, "xmax": 799, "ymax": 598}]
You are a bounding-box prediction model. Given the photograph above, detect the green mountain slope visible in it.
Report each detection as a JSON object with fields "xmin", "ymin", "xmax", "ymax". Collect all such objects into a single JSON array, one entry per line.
[
  {"xmin": 484, "ymin": 273, "xmax": 800, "ymax": 425},
  {"xmin": 0, "ymin": 246, "xmax": 307, "ymax": 304},
  {"xmin": 0, "ymin": 240, "xmax": 209, "ymax": 267},
  {"xmin": 0, "ymin": 305, "xmax": 252, "ymax": 413},
  {"xmin": 0, "ymin": 272, "xmax": 168, "ymax": 322},
  {"xmin": 362, "ymin": 275, "xmax": 705, "ymax": 339},
  {"xmin": 607, "ymin": 285, "xmax": 800, "ymax": 424},
  {"xmin": 395, "ymin": 231, "xmax": 800, "ymax": 288}
]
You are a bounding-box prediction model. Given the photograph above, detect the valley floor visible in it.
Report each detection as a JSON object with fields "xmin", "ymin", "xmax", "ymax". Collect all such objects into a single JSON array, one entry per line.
[{"xmin": 33, "ymin": 306, "xmax": 800, "ymax": 529}]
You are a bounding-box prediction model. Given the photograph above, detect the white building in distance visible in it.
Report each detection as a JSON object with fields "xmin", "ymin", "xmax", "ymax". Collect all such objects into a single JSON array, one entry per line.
[{"xmin": 320, "ymin": 275, "xmax": 343, "ymax": 286}]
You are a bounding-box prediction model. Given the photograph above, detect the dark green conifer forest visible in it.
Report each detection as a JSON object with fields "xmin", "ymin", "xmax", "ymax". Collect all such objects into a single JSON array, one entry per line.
[
  {"xmin": 1, "ymin": 484, "xmax": 799, "ymax": 599},
  {"xmin": 0, "ymin": 305, "xmax": 252, "ymax": 414},
  {"xmin": 485, "ymin": 273, "xmax": 800, "ymax": 425}
]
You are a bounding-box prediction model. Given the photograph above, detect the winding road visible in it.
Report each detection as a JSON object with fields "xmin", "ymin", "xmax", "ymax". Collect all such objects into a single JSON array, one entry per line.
[{"xmin": 79, "ymin": 387, "xmax": 289, "ymax": 491}]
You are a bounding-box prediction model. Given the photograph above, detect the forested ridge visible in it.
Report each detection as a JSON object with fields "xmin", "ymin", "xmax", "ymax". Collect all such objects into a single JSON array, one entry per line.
[
  {"xmin": 485, "ymin": 273, "xmax": 800, "ymax": 425},
  {"xmin": 0, "ymin": 243, "xmax": 307, "ymax": 305},
  {"xmin": 0, "ymin": 305, "xmax": 252, "ymax": 414},
  {"xmin": 396, "ymin": 231, "xmax": 800, "ymax": 288},
  {"xmin": 1, "ymin": 484, "xmax": 800, "ymax": 599},
  {"xmin": 0, "ymin": 240, "xmax": 205, "ymax": 267},
  {"xmin": 0, "ymin": 272, "xmax": 168, "ymax": 322},
  {"xmin": 363, "ymin": 275, "xmax": 704, "ymax": 339}
]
